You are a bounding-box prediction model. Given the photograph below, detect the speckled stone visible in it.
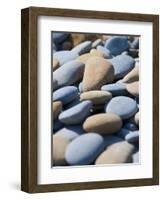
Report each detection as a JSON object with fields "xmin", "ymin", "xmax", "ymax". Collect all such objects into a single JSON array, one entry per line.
[
  {"xmin": 109, "ymin": 54, "xmax": 135, "ymax": 79},
  {"xmin": 122, "ymin": 66, "xmax": 139, "ymax": 83},
  {"xmin": 95, "ymin": 141, "xmax": 134, "ymax": 164},
  {"xmin": 53, "ymin": 60, "xmax": 85, "ymax": 88},
  {"xmin": 82, "ymin": 57, "xmax": 114, "ymax": 92},
  {"xmin": 53, "ymin": 101, "xmax": 62, "ymax": 120},
  {"xmin": 53, "ymin": 86, "xmax": 78, "ymax": 105},
  {"xmin": 53, "ymin": 50, "xmax": 78, "ymax": 66},
  {"xmin": 134, "ymin": 112, "xmax": 139, "ymax": 126},
  {"xmin": 65, "ymin": 133, "xmax": 104, "ymax": 165},
  {"xmin": 105, "ymin": 96, "xmax": 138, "ymax": 119},
  {"xmin": 97, "ymin": 45, "xmax": 112, "ymax": 58},
  {"xmin": 83, "ymin": 113, "xmax": 122, "ymax": 135},
  {"xmin": 53, "ymin": 135, "xmax": 70, "ymax": 166},
  {"xmin": 104, "ymin": 36, "xmax": 129, "ymax": 56},
  {"xmin": 101, "ymin": 82, "xmax": 127, "ymax": 96},
  {"xmin": 126, "ymin": 81, "xmax": 139, "ymax": 97},
  {"xmin": 71, "ymin": 41, "xmax": 92, "ymax": 55},
  {"xmin": 80, "ymin": 90, "xmax": 112, "ymax": 105},
  {"xmin": 59, "ymin": 101, "xmax": 92, "ymax": 125}
]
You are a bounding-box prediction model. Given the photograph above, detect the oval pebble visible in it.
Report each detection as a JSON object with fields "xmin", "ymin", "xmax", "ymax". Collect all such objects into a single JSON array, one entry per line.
[
  {"xmin": 53, "ymin": 58, "xmax": 60, "ymax": 71},
  {"xmin": 52, "ymin": 32, "xmax": 70, "ymax": 44},
  {"xmin": 126, "ymin": 81, "xmax": 139, "ymax": 97},
  {"xmin": 105, "ymin": 36, "xmax": 129, "ymax": 56},
  {"xmin": 105, "ymin": 96, "xmax": 138, "ymax": 119},
  {"xmin": 83, "ymin": 113, "xmax": 122, "ymax": 135},
  {"xmin": 80, "ymin": 90, "xmax": 112, "ymax": 105},
  {"xmin": 125, "ymin": 130, "xmax": 139, "ymax": 143},
  {"xmin": 134, "ymin": 112, "xmax": 139, "ymax": 126},
  {"xmin": 82, "ymin": 56, "xmax": 114, "ymax": 92},
  {"xmin": 97, "ymin": 45, "xmax": 112, "ymax": 58},
  {"xmin": 59, "ymin": 100, "xmax": 92, "ymax": 124},
  {"xmin": 53, "ymin": 50, "xmax": 78, "ymax": 66},
  {"xmin": 71, "ymin": 41, "xmax": 92, "ymax": 55},
  {"xmin": 65, "ymin": 133, "xmax": 104, "ymax": 165},
  {"xmin": 53, "ymin": 101, "xmax": 62, "ymax": 120},
  {"xmin": 92, "ymin": 39, "xmax": 103, "ymax": 48},
  {"xmin": 90, "ymin": 49, "xmax": 105, "ymax": 57},
  {"xmin": 53, "ymin": 86, "xmax": 78, "ymax": 105},
  {"xmin": 123, "ymin": 122, "xmax": 138, "ymax": 131},
  {"xmin": 122, "ymin": 66, "xmax": 139, "ymax": 83},
  {"xmin": 95, "ymin": 141, "xmax": 134, "ymax": 164},
  {"xmin": 101, "ymin": 82, "xmax": 127, "ymax": 96},
  {"xmin": 109, "ymin": 54, "xmax": 135, "ymax": 79},
  {"xmin": 53, "ymin": 60, "xmax": 84, "ymax": 88}
]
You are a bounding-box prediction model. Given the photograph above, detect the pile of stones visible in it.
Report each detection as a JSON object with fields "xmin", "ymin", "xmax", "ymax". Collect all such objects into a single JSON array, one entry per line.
[{"xmin": 52, "ymin": 32, "xmax": 139, "ymax": 166}]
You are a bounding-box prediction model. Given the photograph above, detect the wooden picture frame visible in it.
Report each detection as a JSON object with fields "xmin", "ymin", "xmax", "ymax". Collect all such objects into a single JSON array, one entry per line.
[{"xmin": 21, "ymin": 6, "xmax": 159, "ymax": 193}]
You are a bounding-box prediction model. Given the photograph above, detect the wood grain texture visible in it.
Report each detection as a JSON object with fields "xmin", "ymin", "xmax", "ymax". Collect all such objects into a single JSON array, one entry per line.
[{"xmin": 21, "ymin": 6, "xmax": 159, "ymax": 193}]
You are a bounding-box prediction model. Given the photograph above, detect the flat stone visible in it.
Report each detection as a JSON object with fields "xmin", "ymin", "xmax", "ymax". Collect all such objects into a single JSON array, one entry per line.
[
  {"xmin": 54, "ymin": 125, "xmax": 85, "ymax": 141},
  {"xmin": 80, "ymin": 90, "xmax": 112, "ymax": 105},
  {"xmin": 53, "ymin": 135, "xmax": 70, "ymax": 166},
  {"xmin": 105, "ymin": 96, "xmax": 138, "ymax": 119},
  {"xmin": 109, "ymin": 54, "xmax": 135, "ymax": 79},
  {"xmin": 101, "ymin": 82, "xmax": 127, "ymax": 96},
  {"xmin": 59, "ymin": 100, "xmax": 92, "ymax": 125},
  {"xmin": 97, "ymin": 45, "xmax": 112, "ymax": 58},
  {"xmin": 82, "ymin": 57, "xmax": 114, "ymax": 92},
  {"xmin": 126, "ymin": 81, "xmax": 139, "ymax": 97},
  {"xmin": 71, "ymin": 41, "xmax": 92, "ymax": 55},
  {"xmin": 104, "ymin": 36, "xmax": 129, "ymax": 56},
  {"xmin": 122, "ymin": 66, "xmax": 139, "ymax": 83},
  {"xmin": 65, "ymin": 133, "xmax": 104, "ymax": 165},
  {"xmin": 83, "ymin": 113, "xmax": 122, "ymax": 135},
  {"xmin": 53, "ymin": 60, "xmax": 84, "ymax": 88},
  {"xmin": 53, "ymin": 86, "xmax": 78, "ymax": 105},
  {"xmin": 53, "ymin": 101, "xmax": 62, "ymax": 120},
  {"xmin": 95, "ymin": 141, "xmax": 134, "ymax": 164},
  {"xmin": 77, "ymin": 51, "xmax": 103, "ymax": 64},
  {"xmin": 53, "ymin": 50, "xmax": 78, "ymax": 66}
]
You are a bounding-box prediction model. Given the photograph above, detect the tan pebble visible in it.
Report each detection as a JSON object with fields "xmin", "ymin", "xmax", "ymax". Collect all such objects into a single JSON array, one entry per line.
[
  {"xmin": 77, "ymin": 53, "xmax": 92, "ymax": 63},
  {"xmin": 53, "ymin": 135, "xmax": 70, "ymax": 166},
  {"xmin": 53, "ymin": 58, "xmax": 60, "ymax": 71},
  {"xmin": 71, "ymin": 34, "xmax": 85, "ymax": 46},
  {"xmin": 90, "ymin": 49, "xmax": 104, "ymax": 57},
  {"xmin": 95, "ymin": 141, "xmax": 134, "ymax": 164},
  {"xmin": 126, "ymin": 81, "xmax": 139, "ymax": 97},
  {"xmin": 134, "ymin": 112, "xmax": 139, "ymax": 126},
  {"xmin": 83, "ymin": 113, "xmax": 122, "ymax": 135},
  {"xmin": 80, "ymin": 90, "xmax": 112, "ymax": 105},
  {"xmin": 82, "ymin": 56, "xmax": 114, "ymax": 91},
  {"xmin": 122, "ymin": 65, "xmax": 139, "ymax": 83},
  {"xmin": 53, "ymin": 101, "xmax": 62, "ymax": 120}
]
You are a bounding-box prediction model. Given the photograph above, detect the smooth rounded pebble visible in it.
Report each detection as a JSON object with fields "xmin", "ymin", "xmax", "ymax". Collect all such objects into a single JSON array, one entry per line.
[
  {"xmin": 59, "ymin": 101, "xmax": 92, "ymax": 125},
  {"xmin": 78, "ymin": 82, "xmax": 83, "ymax": 93},
  {"xmin": 126, "ymin": 81, "xmax": 139, "ymax": 97},
  {"xmin": 97, "ymin": 45, "xmax": 112, "ymax": 58},
  {"xmin": 77, "ymin": 51, "xmax": 103, "ymax": 64},
  {"xmin": 95, "ymin": 141, "xmax": 134, "ymax": 164},
  {"xmin": 92, "ymin": 39, "xmax": 103, "ymax": 48},
  {"xmin": 52, "ymin": 32, "xmax": 69, "ymax": 44},
  {"xmin": 54, "ymin": 125, "xmax": 85, "ymax": 141},
  {"xmin": 82, "ymin": 56, "xmax": 114, "ymax": 92},
  {"xmin": 53, "ymin": 86, "xmax": 78, "ymax": 105},
  {"xmin": 103, "ymin": 135, "xmax": 124, "ymax": 148},
  {"xmin": 105, "ymin": 36, "xmax": 129, "ymax": 56},
  {"xmin": 71, "ymin": 41, "xmax": 92, "ymax": 55},
  {"xmin": 109, "ymin": 54, "xmax": 135, "ymax": 79},
  {"xmin": 53, "ymin": 60, "xmax": 84, "ymax": 88},
  {"xmin": 105, "ymin": 96, "xmax": 138, "ymax": 119},
  {"xmin": 83, "ymin": 113, "xmax": 122, "ymax": 135},
  {"xmin": 80, "ymin": 90, "xmax": 112, "ymax": 105},
  {"xmin": 65, "ymin": 133, "xmax": 104, "ymax": 165},
  {"xmin": 53, "ymin": 135, "xmax": 70, "ymax": 166},
  {"xmin": 123, "ymin": 122, "xmax": 138, "ymax": 131},
  {"xmin": 130, "ymin": 38, "xmax": 139, "ymax": 49},
  {"xmin": 134, "ymin": 112, "xmax": 139, "ymax": 126},
  {"xmin": 101, "ymin": 82, "xmax": 127, "ymax": 96},
  {"xmin": 53, "ymin": 50, "xmax": 78, "ymax": 66},
  {"xmin": 53, "ymin": 58, "xmax": 60, "ymax": 71},
  {"xmin": 132, "ymin": 152, "xmax": 139, "ymax": 163},
  {"xmin": 53, "ymin": 101, "xmax": 62, "ymax": 120},
  {"xmin": 90, "ymin": 49, "xmax": 105, "ymax": 57},
  {"xmin": 125, "ymin": 130, "xmax": 139, "ymax": 143}
]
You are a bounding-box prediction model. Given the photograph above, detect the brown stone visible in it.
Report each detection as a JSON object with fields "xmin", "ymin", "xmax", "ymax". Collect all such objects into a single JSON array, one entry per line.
[
  {"xmin": 53, "ymin": 58, "xmax": 60, "ymax": 71},
  {"xmin": 90, "ymin": 49, "xmax": 105, "ymax": 57},
  {"xmin": 126, "ymin": 81, "xmax": 139, "ymax": 97},
  {"xmin": 122, "ymin": 65, "xmax": 139, "ymax": 83},
  {"xmin": 53, "ymin": 101, "xmax": 62, "ymax": 120}
]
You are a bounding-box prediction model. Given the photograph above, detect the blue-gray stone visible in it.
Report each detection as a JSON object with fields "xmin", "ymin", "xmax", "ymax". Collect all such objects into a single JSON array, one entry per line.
[
  {"xmin": 104, "ymin": 36, "xmax": 129, "ymax": 56},
  {"xmin": 101, "ymin": 82, "xmax": 127, "ymax": 96},
  {"xmin": 53, "ymin": 120, "xmax": 64, "ymax": 132},
  {"xmin": 71, "ymin": 41, "xmax": 92, "ymax": 55},
  {"xmin": 53, "ymin": 86, "xmax": 78, "ymax": 105},
  {"xmin": 59, "ymin": 101, "xmax": 92, "ymax": 124},
  {"xmin": 53, "ymin": 51, "xmax": 78, "ymax": 65},
  {"xmin": 53, "ymin": 60, "xmax": 84, "ymax": 88},
  {"xmin": 65, "ymin": 133, "xmax": 104, "ymax": 165},
  {"xmin": 130, "ymin": 38, "xmax": 139, "ymax": 49},
  {"xmin": 52, "ymin": 32, "xmax": 69, "ymax": 43},
  {"xmin": 103, "ymin": 135, "xmax": 124, "ymax": 148},
  {"xmin": 105, "ymin": 96, "xmax": 138, "ymax": 119},
  {"xmin": 96, "ymin": 45, "xmax": 112, "ymax": 58},
  {"xmin": 132, "ymin": 151, "xmax": 139, "ymax": 163},
  {"xmin": 109, "ymin": 54, "xmax": 135, "ymax": 79},
  {"xmin": 64, "ymin": 98, "xmax": 80, "ymax": 110},
  {"xmin": 78, "ymin": 82, "xmax": 83, "ymax": 93},
  {"xmin": 125, "ymin": 131, "xmax": 139, "ymax": 143},
  {"xmin": 54, "ymin": 125, "xmax": 85, "ymax": 140},
  {"xmin": 117, "ymin": 128, "xmax": 130, "ymax": 138},
  {"xmin": 123, "ymin": 122, "xmax": 138, "ymax": 131}
]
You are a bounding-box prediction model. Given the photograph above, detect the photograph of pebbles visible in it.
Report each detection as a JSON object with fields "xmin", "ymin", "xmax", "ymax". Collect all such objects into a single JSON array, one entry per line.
[{"xmin": 52, "ymin": 32, "xmax": 139, "ymax": 167}]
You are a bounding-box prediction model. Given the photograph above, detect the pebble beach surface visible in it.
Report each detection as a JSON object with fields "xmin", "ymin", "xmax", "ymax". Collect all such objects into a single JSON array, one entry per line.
[{"xmin": 52, "ymin": 32, "xmax": 139, "ymax": 166}]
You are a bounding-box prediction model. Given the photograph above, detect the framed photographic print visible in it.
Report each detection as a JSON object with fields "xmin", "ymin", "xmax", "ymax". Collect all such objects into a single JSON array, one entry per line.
[{"xmin": 21, "ymin": 7, "xmax": 159, "ymax": 193}]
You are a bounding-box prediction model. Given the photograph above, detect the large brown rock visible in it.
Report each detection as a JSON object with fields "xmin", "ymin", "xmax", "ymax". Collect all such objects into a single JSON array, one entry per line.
[
  {"xmin": 126, "ymin": 81, "xmax": 139, "ymax": 97},
  {"xmin": 83, "ymin": 113, "xmax": 122, "ymax": 135},
  {"xmin": 82, "ymin": 57, "xmax": 114, "ymax": 91},
  {"xmin": 53, "ymin": 101, "xmax": 62, "ymax": 120},
  {"xmin": 80, "ymin": 90, "xmax": 112, "ymax": 105},
  {"xmin": 95, "ymin": 141, "xmax": 134, "ymax": 164}
]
